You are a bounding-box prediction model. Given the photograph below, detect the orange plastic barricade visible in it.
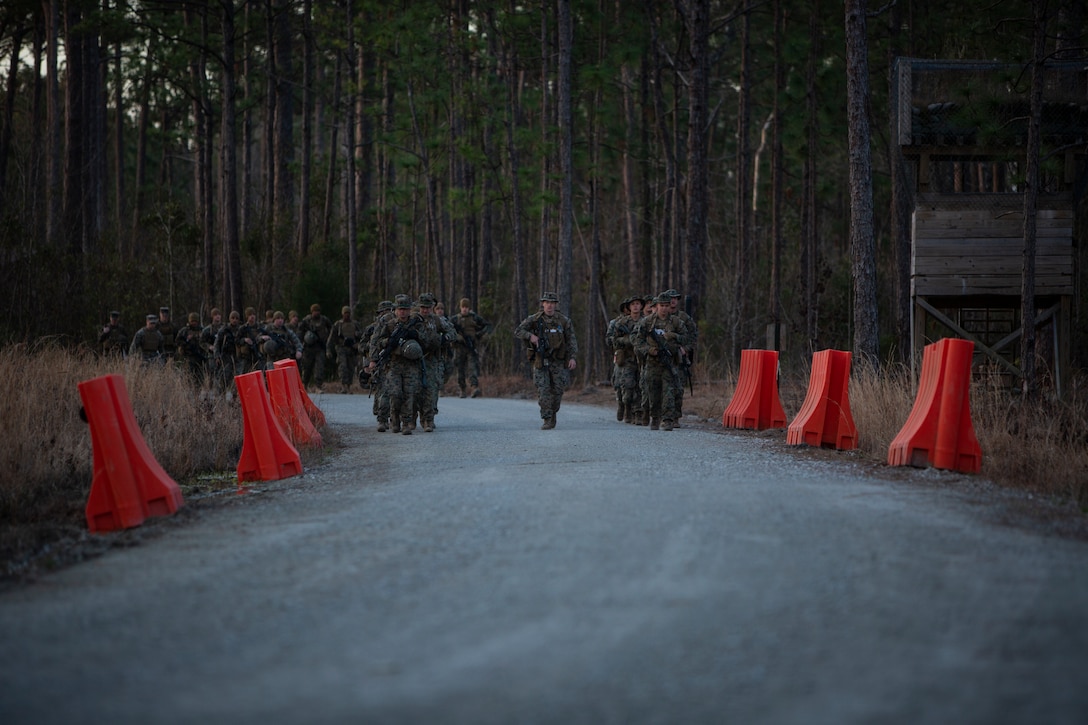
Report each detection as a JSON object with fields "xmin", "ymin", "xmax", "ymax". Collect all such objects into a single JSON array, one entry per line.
[
  {"xmin": 888, "ymin": 338, "xmax": 981, "ymax": 473},
  {"xmin": 235, "ymin": 371, "xmax": 302, "ymax": 482},
  {"xmin": 273, "ymin": 358, "xmax": 326, "ymax": 427},
  {"xmin": 78, "ymin": 374, "xmax": 185, "ymax": 533},
  {"xmin": 722, "ymin": 349, "xmax": 787, "ymax": 430},
  {"xmin": 266, "ymin": 366, "xmax": 323, "ymax": 447},
  {"xmin": 787, "ymin": 350, "xmax": 858, "ymax": 450}
]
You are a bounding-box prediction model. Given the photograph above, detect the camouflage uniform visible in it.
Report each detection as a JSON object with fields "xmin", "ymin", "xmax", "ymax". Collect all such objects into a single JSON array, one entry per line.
[
  {"xmin": 362, "ymin": 301, "xmax": 394, "ymax": 416},
  {"xmin": 298, "ymin": 304, "xmax": 333, "ymax": 388},
  {"xmin": 201, "ymin": 310, "xmax": 227, "ymax": 391},
  {"xmin": 434, "ymin": 303, "xmax": 455, "ymax": 387},
  {"xmin": 157, "ymin": 307, "xmax": 177, "ymax": 361},
  {"xmin": 634, "ymin": 295, "xmax": 690, "ymax": 431},
  {"xmin": 328, "ymin": 306, "xmax": 364, "ymax": 390},
  {"xmin": 514, "ymin": 292, "xmax": 578, "ymax": 429},
  {"xmin": 97, "ymin": 312, "xmax": 128, "ymax": 357},
  {"xmin": 369, "ymin": 295, "xmax": 438, "ymax": 435},
  {"xmin": 606, "ymin": 298, "xmax": 643, "ymax": 423},
  {"xmin": 450, "ymin": 299, "xmax": 493, "ymax": 397},
  {"xmin": 259, "ymin": 312, "xmax": 303, "ymax": 369},
  {"xmin": 665, "ymin": 289, "xmax": 697, "ymax": 417},
  {"xmin": 213, "ymin": 312, "xmax": 245, "ymax": 377},
  {"xmin": 414, "ymin": 293, "xmax": 454, "ymax": 431},
  {"xmin": 130, "ymin": 314, "xmax": 165, "ymax": 363},
  {"xmin": 230, "ymin": 308, "xmax": 264, "ymax": 373},
  {"xmin": 175, "ymin": 313, "xmax": 208, "ymax": 384}
]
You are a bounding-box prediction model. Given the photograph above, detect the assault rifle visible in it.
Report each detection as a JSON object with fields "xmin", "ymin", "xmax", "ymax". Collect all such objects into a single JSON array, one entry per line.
[
  {"xmin": 178, "ymin": 330, "xmax": 208, "ymax": 362},
  {"xmin": 452, "ymin": 319, "xmax": 476, "ymax": 355},
  {"xmin": 649, "ymin": 327, "xmax": 684, "ymax": 391},
  {"xmin": 535, "ymin": 317, "xmax": 551, "ymax": 367}
]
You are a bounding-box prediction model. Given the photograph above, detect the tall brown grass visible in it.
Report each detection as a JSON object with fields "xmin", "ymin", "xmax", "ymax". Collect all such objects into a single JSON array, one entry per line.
[{"xmin": 0, "ymin": 342, "xmax": 244, "ymax": 527}]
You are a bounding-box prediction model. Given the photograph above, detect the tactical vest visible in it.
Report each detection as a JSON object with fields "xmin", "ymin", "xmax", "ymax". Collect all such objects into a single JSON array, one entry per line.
[
  {"xmin": 532, "ymin": 313, "xmax": 568, "ymax": 368},
  {"xmin": 458, "ymin": 313, "xmax": 477, "ymax": 340},
  {"xmin": 140, "ymin": 329, "xmax": 162, "ymax": 354},
  {"xmin": 339, "ymin": 320, "xmax": 360, "ymax": 346}
]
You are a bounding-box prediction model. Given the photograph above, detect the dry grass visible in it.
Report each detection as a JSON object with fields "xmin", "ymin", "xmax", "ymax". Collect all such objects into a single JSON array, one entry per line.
[{"xmin": 0, "ymin": 342, "xmax": 331, "ymax": 578}]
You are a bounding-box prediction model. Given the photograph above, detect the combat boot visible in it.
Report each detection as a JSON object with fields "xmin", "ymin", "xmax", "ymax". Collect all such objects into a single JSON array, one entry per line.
[
  {"xmin": 459, "ymin": 386, "xmax": 467, "ymax": 398},
  {"xmin": 624, "ymin": 406, "xmax": 634, "ymax": 424},
  {"xmin": 391, "ymin": 412, "xmax": 401, "ymax": 433},
  {"xmin": 470, "ymin": 386, "xmax": 481, "ymax": 398},
  {"xmin": 423, "ymin": 420, "xmax": 435, "ymax": 432},
  {"xmin": 541, "ymin": 414, "xmax": 556, "ymax": 430},
  {"xmin": 377, "ymin": 419, "xmax": 388, "ymax": 433},
  {"xmin": 650, "ymin": 417, "xmax": 660, "ymax": 430},
  {"xmin": 662, "ymin": 419, "xmax": 674, "ymax": 431},
  {"xmin": 402, "ymin": 421, "xmax": 414, "ymax": 435},
  {"xmin": 616, "ymin": 401, "xmax": 625, "ymax": 421}
]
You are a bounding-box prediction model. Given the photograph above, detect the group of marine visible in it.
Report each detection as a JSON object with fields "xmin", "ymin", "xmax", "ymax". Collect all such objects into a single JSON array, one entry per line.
[
  {"xmin": 97, "ymin": 298, "xmax": 492, "ymax": 435},
  {"xmin": 95, "ymin": 287, "xmax": 695, "ymax": 433}
]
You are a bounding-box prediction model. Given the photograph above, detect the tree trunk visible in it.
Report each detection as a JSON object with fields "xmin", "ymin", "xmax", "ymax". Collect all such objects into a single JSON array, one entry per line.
[
  {"xmin": 43, "ymin": 0, "xmax": 62, "ymax": 251},
  {"xmin": 1020, "ymin": 0, "xmax": 1047, "ymax": 399},
  {"xmin": 845, "ymin": 0, "xmax": 879, "ymax": 367},
  {"xmin": 345, "ymin": 5, "xmax": 358, "ymax": 308},
  {"xmin": 769, "ymin": 0, "xmax": 783, "ymax": 351},
  {"xmin": 298, "ymin": 0, "xmax": 313, "ymax": 258},
  {"xmin": 557, "ymin": 0, "xmax": 574, "ymax": 313},
  {"xmin": 221, "ymin": 0, "xmax": 243, "ymax": 314},
  {"xmin": 130, "ymin": 34, "xmax": 153, "ymax": 251},
  {"xmin": 681, "ymin": 0, "xmax": 709, "ymax": 324},
  {"xmin": 801, "ymin": 0, "xmax": 820, "ymax": 352},
  {"xmin": 732, "ymin": 2, "xmax": 752, "ymax": 358},
  {"xmin": 0, "ymin": 26, "xmax": 25, "ymax": 216}
]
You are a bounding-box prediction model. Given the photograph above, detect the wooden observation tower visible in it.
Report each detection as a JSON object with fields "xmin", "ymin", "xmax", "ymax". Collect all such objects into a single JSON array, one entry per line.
[{"xmin": 893, "ymin": 59, "xmax": 1087, "ymax": 394}]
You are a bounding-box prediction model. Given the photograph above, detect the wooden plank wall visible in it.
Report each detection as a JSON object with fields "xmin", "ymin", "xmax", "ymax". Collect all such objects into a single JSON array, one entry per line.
[{"xmin": 911, "ymin": 208, "xmax": 1074, "ymax": 297}]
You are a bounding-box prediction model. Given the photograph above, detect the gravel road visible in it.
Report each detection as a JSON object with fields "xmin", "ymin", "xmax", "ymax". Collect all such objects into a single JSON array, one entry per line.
[{"xmin": 2, "ymin": 394, "xmax": 1087, "ymax": 724}]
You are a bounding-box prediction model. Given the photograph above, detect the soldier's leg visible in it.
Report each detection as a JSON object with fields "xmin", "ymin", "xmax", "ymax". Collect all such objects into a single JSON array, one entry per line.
[
  {"xmin": 662, "ymin": 373, "xmax": 681, "ymax": 431},
  {"xmin": 400, "ymin": 365, "xmax": 421, "ymax": 434}
]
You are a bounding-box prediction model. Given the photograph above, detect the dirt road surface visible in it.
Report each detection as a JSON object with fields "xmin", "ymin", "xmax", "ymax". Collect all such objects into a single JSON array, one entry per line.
[{"xmin": 2, "ymin": 394, "xmax": 1087, "ymax": 724}]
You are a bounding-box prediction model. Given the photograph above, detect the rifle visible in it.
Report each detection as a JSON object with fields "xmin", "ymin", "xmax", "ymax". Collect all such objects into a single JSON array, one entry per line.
[
  {"xmin": 535, "ymin": 317, "xmax": 552, "ymax": 367},
  {"xmin": 452, "ymin": 319, "xmax": 476, "ymax": 355},
  {"xmin": 367, "ymin": 324, "xmax": 410, "ymax": 397},
  {"xmin": 679, "ymin": 349, "xmax": 694, "ymax": 395},
  {"xmin": 179, "ymin": 329, "xmax": 209, "ymax": 362},
  {"xmin": 649, "ymin": 327, "xmax": 683, "ymax": 390}
]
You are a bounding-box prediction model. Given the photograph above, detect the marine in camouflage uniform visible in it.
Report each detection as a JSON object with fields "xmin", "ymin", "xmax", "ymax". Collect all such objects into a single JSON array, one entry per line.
[
  {"xmin": 606, "ymin": 296, "xmax": 645, "ymax": 424},
  {"xmin": 634, "ymin": 294, "xmax": 690, "ymax": 431},
  {"xmin": 514, "ymin": 292, "xmax": 578, "ymax": 430},
  {"xmin": 414, "ymin": 293, "xmax": 454, "ymax": 432},
  {"xmin": 433, "ymin": 302, "xmax": 456, "ymax": 388},
  {"xmin": 201, "ymin": 309, "xmax": 227, "ymax": 391},
  {"xmin": 175, "ymin": 312, "xmax": 208, "ymax": 385},
  {"xmin": 450, "ymin": 297, "xmax": 493, "ymax": 398},
  {"xmin": 213, "ymin": 311, "xmax": 245, "ymax": 377},
  {"xmin": 362, "ymin": 300, "xmax": 394, "ymax": 417},
  {"xmin": 605, "ymin": 298, "xmax": 630, "ymax": 420},
  {"xmin": 157, "ymin": 307, "xmax": 177, "ymax": 361},
  {"xmin": 298, "ymin": 303, "xmax": 333, "ymax": 389},
  {"xmin": 231, "ymin": 307, "xmax": 264, "ymax": 373},
  {"xmin": 664, "ymin": 288, "xmax": 698, "ymax": 419},
  {"xmin": 258, "ymin": 311, "xmax": 303, "ymax": 369},
  {"xmin": 130, "ymin": 314, "xmax": 165, "ymax": 363},
  {"xmin": 328, "ymin": 305, "xmax": 364, "ymax": 391},
  {"xmin": 367, "ymin": 294, "xmax": 437, "ymax": 435},
  {"xmin": 98, "ymin": 311, "xmax": 128, "ymax": 358}
]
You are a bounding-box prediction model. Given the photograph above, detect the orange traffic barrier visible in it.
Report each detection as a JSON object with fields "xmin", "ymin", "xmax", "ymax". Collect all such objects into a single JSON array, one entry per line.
[
  {"xmin": 787, "ymin": 350, "xmax": 858, "ymax": 450},
  {"xmin": 722, "ymin": 349, "xmax": 787, "ymax": 430},
  {"xmin": 235, "ymin": 371, "xmax": 302, "ymax": 482},
  {"xmin": 78, "ymin": 374, "xmax": 185, "ymax": 533},
  {"xmin": 267, "ymin": 366, "xmax": 323, "ymax": 447},
  {"xmin": 888, "ymin": 338, "xmax": 981, "ymax": 473},
  {"xmin": 273, "ymin": 358, "xmax": 326, "ymax": 427}
]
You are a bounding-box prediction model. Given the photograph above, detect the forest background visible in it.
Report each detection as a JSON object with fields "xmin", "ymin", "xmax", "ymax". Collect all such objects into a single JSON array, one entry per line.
[{"xmin": 0, "ymin": 0, "xmax": 1085, "ymax": 385}]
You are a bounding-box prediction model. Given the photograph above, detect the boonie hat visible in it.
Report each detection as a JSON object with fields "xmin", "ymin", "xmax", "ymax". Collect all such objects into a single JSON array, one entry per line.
[
  {"xmin": 394, "ymin": 294, "xmax": 413, "ymax": 309},
  {"xmin": 377, "ymin": 300, "xmax": 393, "ymax": 313},
  {"xmin": 665, "ymin": 289, "xmax": 681, "ymax": 298},
  {"xmin": 146, "ymin": 314, "xmax": 158, "ymax": 321},
  {"xmin": 540, "ymin": 292, "xmax": 559, "ymax": 303},
  {"xmin": 418, "ymin": 293, "xmax": 436, "ymax": 307}
]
